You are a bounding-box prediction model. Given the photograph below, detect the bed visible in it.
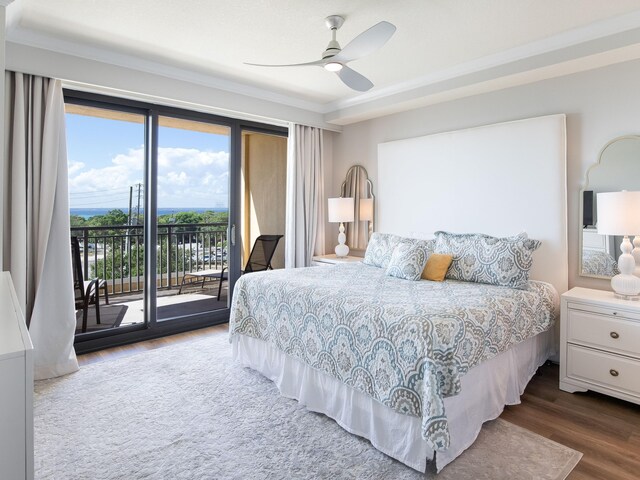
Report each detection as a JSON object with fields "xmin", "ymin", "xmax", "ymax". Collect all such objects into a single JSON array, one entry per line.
[{"xmin": 229, "ymin": 114, "xmax": 568, "ymax": 472}]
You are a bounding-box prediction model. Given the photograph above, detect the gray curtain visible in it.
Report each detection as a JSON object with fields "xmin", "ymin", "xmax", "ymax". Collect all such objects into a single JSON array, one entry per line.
[
  {"xmin": 3, "ymin": 72, "xmax": 79, "ymax": 380},
  {"xmin": 285, "ymin": 124, "xmax": 326, "ymax": 267}
]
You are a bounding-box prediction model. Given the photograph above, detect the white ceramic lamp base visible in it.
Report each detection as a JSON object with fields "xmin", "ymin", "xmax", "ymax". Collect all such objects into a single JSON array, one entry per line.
[
  {"xmin": 334, "ymin": 222, "xmax": 350, "ymax": 257},
  {"xmin": 612, "ymin": 235, "xmax": 640, "ymax": 299},
  {"xmin": 633, "ymin": 235, "xmax": 640, "ymax": 277}
]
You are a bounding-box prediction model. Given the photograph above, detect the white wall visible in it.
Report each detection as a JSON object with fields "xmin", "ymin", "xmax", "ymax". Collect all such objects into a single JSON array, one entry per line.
[
  {"xmin": 322, "ymin": 131, "xmax": 335, "ymax": 255},
  {"xmin": 331, "ymin": 58, "xmax": 640, "ymax": 290}
]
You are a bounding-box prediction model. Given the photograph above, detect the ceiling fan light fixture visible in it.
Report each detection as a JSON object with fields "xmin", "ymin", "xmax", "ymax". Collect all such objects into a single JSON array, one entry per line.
[
  {"xmin": 324, "ymin": 61, "xmax": 343, "ymax": 72},
  {"xmin": 244, "ymin": 16, "xmax": 395, "ymax": 92}
]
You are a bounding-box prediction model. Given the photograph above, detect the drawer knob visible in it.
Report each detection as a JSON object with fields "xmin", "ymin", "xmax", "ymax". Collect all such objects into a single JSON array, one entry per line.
[
  {"xmin": 610, "ymin": 331, "xmax": 620, "ymax": 339},
  {"xmin": 610, "ymin": 369, "xmax": 619, "ymax": 377}
]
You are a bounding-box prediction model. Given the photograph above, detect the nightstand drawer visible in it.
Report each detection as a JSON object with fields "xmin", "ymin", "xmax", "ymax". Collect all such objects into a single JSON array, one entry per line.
[
  {"xmin": 311, "ymin": 261, "xmax": 332, "ymax": 267},
  {"xmin": 567, "ymin": 309, "xmax": 640, "ymax": 357},
  {"xmin": 567, "ymin": 345, "xmax": 640, "ymax": 398},
  {"xmin": 567, "ymin": 301, "xmax": 640, "ymax": 321},
  {"xmin": 311, "ymin": 255, "xmax": 362, "ymax": 266}
]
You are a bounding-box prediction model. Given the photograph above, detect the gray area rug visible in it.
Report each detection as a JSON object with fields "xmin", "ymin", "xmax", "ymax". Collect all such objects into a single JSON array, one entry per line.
[{"xmin": 34, "ymin": 334, "xmax": 582, "ymax": 479}]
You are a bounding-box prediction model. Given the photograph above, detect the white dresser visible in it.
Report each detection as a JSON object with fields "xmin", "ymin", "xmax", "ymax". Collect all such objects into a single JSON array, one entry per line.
[
  {"xmin": 0, "ymin": 272, "xmax": 34, "ymax": 480},
  {"xmin": 560, "ymin": 287, "xmax": 640, "ymax": 405}
]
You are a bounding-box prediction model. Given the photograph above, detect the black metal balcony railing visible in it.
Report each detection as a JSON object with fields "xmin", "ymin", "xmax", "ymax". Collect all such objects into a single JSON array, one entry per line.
[{"xmin": 70, "ymin": 222, "xmax": 227, "ymax": 296}]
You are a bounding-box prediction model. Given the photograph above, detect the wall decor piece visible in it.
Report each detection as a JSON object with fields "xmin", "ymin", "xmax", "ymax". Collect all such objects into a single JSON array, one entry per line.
[
  {"xmin": 340, "ymin": 165, "xmax": 374, "ymax": 253},
  {"xmin": 579, "ymin": 135, "xmax": 640, "ymax": 279}
]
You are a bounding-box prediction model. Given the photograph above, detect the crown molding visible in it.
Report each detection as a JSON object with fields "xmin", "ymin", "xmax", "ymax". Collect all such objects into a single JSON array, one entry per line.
[
  {"xmin": 325, "ymin": 44, "xmax": 640, "ymax": 126},
  {"xmin": 6, "ymin": 8, "xmax": 640, "ymax": 128},
  {"xmin": 322, "ymin": 10, "xmax": 640, "ymax": 118},
  {"xmin": 0, "ymin": 1, "xmax": 15, "ymax": 7},
  {"xmin": 5, "ymin": 27, "xmax": 328, "ymax": 115}
]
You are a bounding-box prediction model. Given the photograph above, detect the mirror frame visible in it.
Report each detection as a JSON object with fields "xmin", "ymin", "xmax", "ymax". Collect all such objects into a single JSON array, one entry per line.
[
  {"xmin": 340, "ymin": 165, "xmax": 375, "ymax": 252},
  {"xmin": 579, "ymin": 134, "xmax": 640, "ymax": 279}
]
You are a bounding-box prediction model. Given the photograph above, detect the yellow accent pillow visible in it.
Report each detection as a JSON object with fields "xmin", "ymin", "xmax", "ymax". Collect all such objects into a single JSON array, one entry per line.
[{"xmin": 422, "ymin": 253, "xmax": 453, "ymax": 281}]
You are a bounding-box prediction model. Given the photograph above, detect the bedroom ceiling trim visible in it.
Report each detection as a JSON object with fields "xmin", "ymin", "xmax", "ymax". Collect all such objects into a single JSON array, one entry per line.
[
  {"xmin": 6, "ymin": 9, "xmax": 640, "ymax": 127},
  {"xmin": 326, "ymin": 33, "xmax": 640, "ymax": 125},
  {"xmin": 5, "ymin": 42, "xmax": 342, "ymax": 132}
]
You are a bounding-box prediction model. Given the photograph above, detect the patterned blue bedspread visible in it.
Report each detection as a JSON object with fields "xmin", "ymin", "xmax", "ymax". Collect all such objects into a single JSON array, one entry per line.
[{"xmin": 229, "ymin": 263, "xmax": 557, "ymax": 452}]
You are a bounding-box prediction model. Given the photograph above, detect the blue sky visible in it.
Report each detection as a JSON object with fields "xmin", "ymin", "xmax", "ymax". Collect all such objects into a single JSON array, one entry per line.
[{"xmin": 66, "ymin": 113, "xmax": 230, "ymax": 209}]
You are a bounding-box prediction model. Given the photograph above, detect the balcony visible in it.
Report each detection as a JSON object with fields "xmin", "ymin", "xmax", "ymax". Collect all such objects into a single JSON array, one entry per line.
[{"xmin": 71, "ymin": 222, "xmax": 228, "ymax": 335}]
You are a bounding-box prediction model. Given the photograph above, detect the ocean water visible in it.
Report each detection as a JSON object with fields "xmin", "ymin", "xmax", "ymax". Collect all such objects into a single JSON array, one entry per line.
[{"xmin": 70, "ymin": 207, "xmax": 228, "ymax": 219}]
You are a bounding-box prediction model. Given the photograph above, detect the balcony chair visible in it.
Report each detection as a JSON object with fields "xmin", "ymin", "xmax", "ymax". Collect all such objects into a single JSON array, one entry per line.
[
  {"xmin": 216, "ymin": 234, "xmax": 283, "ymax": 298},
  {"xmin": 71, "ymin": 236, "xmax": 109, "ymax": 333},
  {"xmin": 177, "ymin": 234, "xmax": 283, "ymax": 298}
]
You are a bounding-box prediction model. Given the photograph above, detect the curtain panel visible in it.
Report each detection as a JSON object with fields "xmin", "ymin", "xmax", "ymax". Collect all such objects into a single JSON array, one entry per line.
[
  {"xmin": 285, "ymin": 124, "xmax": 326, "ymax": 268},
  {"xmin": 3, "ymin": 72, "xmax": 79, "ymax": 379}
]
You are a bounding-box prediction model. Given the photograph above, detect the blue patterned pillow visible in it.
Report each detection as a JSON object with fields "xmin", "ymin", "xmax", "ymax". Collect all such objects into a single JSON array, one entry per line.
[
  {"xmin": 385, "ymin": 239, "xmax": 433, "ymax": 281},
  {"xmin": 363, "ymin": 233, "xmax": 405, "ymax": 268},
  {"xmin": 434, "ymin": 231, "xmax": 541, "ymax": 289}
]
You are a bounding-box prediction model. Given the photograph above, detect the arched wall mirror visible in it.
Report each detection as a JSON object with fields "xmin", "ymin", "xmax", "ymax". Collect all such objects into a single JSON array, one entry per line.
[
  {"xmin": 340, "ymin": 165, "xmax": 375, "ymax": 252},
  {"xmin": 580, "ymin": 135, "xmax": 640, "ymax": 278}
]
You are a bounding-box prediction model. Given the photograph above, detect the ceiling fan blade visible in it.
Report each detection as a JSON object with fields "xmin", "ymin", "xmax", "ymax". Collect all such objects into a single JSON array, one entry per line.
[
  {"xmin": 332, "ymin": 21, "xmax": 396, "ymax": 63},
  {"xmin": 244, "ymin": 59, "xmax": 325, "ymax": 68},
  {"xmin": 337, "ymin": 66, "xmax": 374, "ymax": 92}
]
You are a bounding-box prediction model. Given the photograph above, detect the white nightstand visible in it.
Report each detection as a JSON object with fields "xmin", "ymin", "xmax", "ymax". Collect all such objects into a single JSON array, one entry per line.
[
  {"xmin": 560, "ymin": 287, "xmax": 640, "ymax": 405},
  {"xmin": 311, "ymin": 254, "xmax": 362, "ymax": 267}
]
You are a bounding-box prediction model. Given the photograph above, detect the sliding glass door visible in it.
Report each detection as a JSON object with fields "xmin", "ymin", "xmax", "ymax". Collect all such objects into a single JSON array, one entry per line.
[
  {"xmin": 64, "ymin": 91, "xmax": 285, "ymax": 352},
  {"xmin": 240, "ymin": 130, "xmax": 287, "ymax": 270},
  {"xmin": 66, "ymin": 103, "xmax": 148, "ymax": 335},
  {"xmin": 155, "ymin": 115, "xmax": 231, "ymax": 322}
]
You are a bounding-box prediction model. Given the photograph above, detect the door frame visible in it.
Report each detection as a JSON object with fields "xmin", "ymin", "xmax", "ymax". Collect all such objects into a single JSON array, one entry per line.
[{"xmin": 64, "ymin": 89, "xmax": 287, "ymax": 354}]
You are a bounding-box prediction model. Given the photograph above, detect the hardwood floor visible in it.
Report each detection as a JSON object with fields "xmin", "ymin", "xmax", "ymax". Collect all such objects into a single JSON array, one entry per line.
[
  {"xmin": 502, "ymin": 363, "xmax": 640, "ymax": 480},
  {"xmin": 78, "ymin": 325, "xmax": 640, "ymax": 479},
  {"xmin": 77, "ymin": 324, "xmax": 228, "ymax": 366}
]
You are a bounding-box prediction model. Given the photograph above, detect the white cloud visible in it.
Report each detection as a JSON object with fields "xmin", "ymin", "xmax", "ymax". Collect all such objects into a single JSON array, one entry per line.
[
  {"xmin": 69, "ymin": 147, "xmax": 230, "ymax": 209},
  {"xmin": 112, "ymin": 147, "xmax": 144, "ymax": 170},
  {"xmin": 163, "ymin": 171, "xmax": 189, "ymax": 186},
  {"xmin": 68, "ymin": 161, "xmax": 85, "ymax": 175}
]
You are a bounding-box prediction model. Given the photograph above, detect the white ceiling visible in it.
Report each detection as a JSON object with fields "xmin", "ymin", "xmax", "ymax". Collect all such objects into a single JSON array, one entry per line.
[{"xmin": 6, "ymin": 0, "xmax": 640, "ymax": 125}]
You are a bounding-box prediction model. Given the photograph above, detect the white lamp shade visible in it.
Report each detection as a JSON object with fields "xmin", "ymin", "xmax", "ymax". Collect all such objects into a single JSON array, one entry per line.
[
  {"xmin": 328, "ymin": 197, "xmax": 354, "ymax": 223},
  {"xmin": 597, "ymin": 191, "xmax": 640, "ymax": 235},
  {"xmin": 359, "ymin": 198, "xmax": 374, "ymax": 221}
]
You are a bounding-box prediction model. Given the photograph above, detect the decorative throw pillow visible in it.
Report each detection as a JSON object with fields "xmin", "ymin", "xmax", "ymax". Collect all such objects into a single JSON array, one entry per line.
[
  {"xmin": 434, "ymin": 231, "xmax": 541, "ymax": 289},
  {"xmin": 385, "ymin": 239, "xmax": 433, "ymax": 281},
  {"xmin": 421, "ymin": 253, "xmax": 453, "ymax": 281},
  {"xmin": 363, "ymin": 232, "xmax": 405, "ymax": 268}
]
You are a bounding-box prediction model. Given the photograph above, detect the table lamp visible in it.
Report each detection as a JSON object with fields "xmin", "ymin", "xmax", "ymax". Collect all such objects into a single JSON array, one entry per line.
[
  {"xmin": 328, "ymin": 197, "xmax": 354, "ymax": 257},
  {"xmin": 359, "ymin": 198, "xmax": 374, "ymax": 221},
  {"xmin": 597, "ymin": 191, "xmax": 640, "ymax": 299},
  {"xmin": 359, "ymin": 197, "xmax": 374, "ymax": 241}
]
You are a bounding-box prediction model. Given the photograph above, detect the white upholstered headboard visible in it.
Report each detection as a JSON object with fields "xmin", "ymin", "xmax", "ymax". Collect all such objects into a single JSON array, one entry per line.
[{"xmin": 378, "ymin": 114, "xmax": 568, "ymax": 295}]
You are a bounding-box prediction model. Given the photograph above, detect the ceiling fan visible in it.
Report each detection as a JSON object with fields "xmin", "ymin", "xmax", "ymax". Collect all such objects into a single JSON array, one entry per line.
[{"xmin": 245, "ymin": 15, "xmax": 396, "ymax": 92}]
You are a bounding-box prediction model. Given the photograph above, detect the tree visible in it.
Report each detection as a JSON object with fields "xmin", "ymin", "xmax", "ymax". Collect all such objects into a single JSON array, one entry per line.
[
  {"xmin": 92, "ymin": 242, "xmax": 197, "ymax": 280},
  {"xmin": 92, "ymin": 244, "xmax": 144, "ymax": 280},
  {"xmin": 202, "ymin": 210, "xmax": 228, "ymax": 225},
  {"xmin": 87, "ymin": 209, "xmax": 128, "ymax": 227},
  {"xmin": 70, "ymin": 215, "xmax": 87, "ymax": 227}
]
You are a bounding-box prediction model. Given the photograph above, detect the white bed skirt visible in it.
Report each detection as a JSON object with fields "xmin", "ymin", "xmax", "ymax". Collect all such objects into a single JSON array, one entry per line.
[{"xmin": 231, "ymin": 329, "xmax": 555, "ymax": 473}]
